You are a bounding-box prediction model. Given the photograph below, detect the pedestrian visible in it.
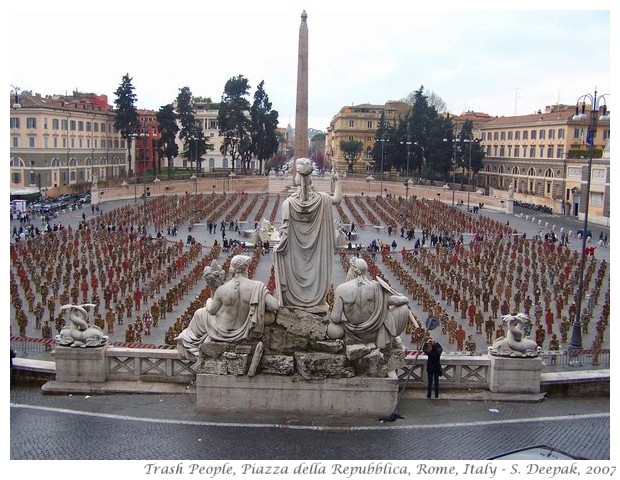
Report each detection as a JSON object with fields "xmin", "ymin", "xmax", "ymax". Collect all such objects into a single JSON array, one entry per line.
[{"xmin": 423, "ymin": 336, "xmax": 443, "ymax": 399}]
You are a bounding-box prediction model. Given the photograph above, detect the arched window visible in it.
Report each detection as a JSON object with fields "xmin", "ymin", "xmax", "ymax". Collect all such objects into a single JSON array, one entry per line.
[
  {"xmin": 544, "ymin": 168, "xmax": 554, "ymax": 178},
  {"xmin": 69, "ymin": 157, "xmax": 77, "ymax": 167},
  {"xmin": 51, "ymin": 158, "xmax": 61, "ymax": 167},
  {"xmin": 512, "ymin": 166, "xmax": 519, "ymax": 175},
  {"xmin": 527, "ymin": 167, "xmax": 535, "ymax": 176},
  {"xmin": 10, "ymin": 157, "xmax": 24, "ymax": 167}
]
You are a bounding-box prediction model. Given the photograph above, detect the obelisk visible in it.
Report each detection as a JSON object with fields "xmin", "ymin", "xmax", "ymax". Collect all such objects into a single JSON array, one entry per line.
[{"xmin": 293, "ymin": 10, "xmax": 309, "ymax": 178}]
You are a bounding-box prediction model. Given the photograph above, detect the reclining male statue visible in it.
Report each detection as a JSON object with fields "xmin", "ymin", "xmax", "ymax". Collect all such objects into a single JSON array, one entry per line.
[
  {"xmin": 176, "ymin": 255, "xmax": 280, "ymax": 360},
  {"xmin": 327, "ymin": 257, "xmax": 416, "ymax": 349}
]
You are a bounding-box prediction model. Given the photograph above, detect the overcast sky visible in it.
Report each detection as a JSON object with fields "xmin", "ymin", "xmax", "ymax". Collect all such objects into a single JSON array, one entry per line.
[{"xmin": 8, "ymin": 1, "xmax": 613, "ymax": 132}]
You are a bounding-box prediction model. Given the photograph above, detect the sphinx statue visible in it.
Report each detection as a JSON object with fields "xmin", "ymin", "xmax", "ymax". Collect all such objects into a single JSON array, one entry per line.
[
  {"xmin": 489, "ymin": 313, "xmax": 540, "ymax": 357},
  {"xmin": 56, "ymin": 304, "xmax": 108, "ymax": 348}
]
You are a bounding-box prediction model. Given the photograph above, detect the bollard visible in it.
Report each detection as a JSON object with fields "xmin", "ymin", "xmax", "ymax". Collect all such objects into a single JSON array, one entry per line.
[
  {"xmin": 525, "ymin": 215, "xmax": 529, "ymax": 221},
  {"xmin": 545, "ymin": 222, "xmax": 548, "ymax": 228},
  {"xmin": 538, "ymin": 219, "xmax": 542, "ymax": 225}
]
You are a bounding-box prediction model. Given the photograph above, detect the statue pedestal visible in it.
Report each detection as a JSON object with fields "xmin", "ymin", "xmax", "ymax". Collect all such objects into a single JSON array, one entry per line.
[
  {"xmin": 488, "ymin": 355, "xmax": 542, "ymax": 393},
  {"xmin": 52, "ymin": 345, "xmax": 108, "ymax": 383},
  {"xmin": 505, "ymin": 198, "xmax": 514, "ymax": 214},
  {"xmin": 196, "ymin": 372, "xmax": 398, "ymax": 417}
]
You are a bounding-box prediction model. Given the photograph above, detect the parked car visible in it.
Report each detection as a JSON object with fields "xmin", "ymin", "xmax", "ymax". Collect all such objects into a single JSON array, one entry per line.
[
  {"xmin": 79, "ymin": 194, "xmax": 91, "ymax": 204},
  {"xmin": 487, "ymin": 444, "xmax": 581, "ymax": 460}
]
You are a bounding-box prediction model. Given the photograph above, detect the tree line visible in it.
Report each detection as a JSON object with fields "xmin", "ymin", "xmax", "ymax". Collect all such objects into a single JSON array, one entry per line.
[
  {"xmin": 114, "ymin": 73, "xmax": 280, "ymax": 178},
  {"xmin": 339, "ymin": 86, "xmax": 485, "ymax": 183}
]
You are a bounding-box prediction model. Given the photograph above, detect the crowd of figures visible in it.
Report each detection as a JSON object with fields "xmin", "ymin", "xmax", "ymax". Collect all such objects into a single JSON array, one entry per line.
[
  {"xmin": 9, "ymin": 191, "xmax": 280, "ymax": 348},
  {"xmin": 10, "ymin": 189, "xmax": 609, "ymax": 358},
  {"xmin": 337, "ymin": 194, "xmax": 609, "ymax": 355}
]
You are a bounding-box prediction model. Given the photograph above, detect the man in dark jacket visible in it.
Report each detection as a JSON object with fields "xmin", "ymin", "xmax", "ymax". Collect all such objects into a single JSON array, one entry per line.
[{"xmin": 423, "ymin": 337, "xmax": 443, "ymax": 399}]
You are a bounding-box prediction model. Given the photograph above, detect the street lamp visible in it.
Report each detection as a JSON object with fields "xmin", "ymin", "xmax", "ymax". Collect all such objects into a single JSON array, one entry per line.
[
  {"xmin": 569, "ymin": 89, "xmax": 609, "ymax": 351},
  {"xmin": 443, "ymin": 130, "xmax": 458, "ymax": 207},
  {"xmin": 400, "ymin": 139, "xmax": 412, "ymax": 179},
  {"xmin": 404, "ymin": 179, "xmax": 412, "ymax": 201},
  {"xmin": 379, "ymin": 138, "xmax": 389, "ymax": 197}
]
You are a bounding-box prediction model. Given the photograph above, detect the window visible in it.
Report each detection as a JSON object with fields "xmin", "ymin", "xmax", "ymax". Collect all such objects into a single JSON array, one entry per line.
[
  {"xmin": 86, "ymin": 122, "xmax": 92, "ymax": 132},
  {"xmin": 367, "ymin": 121, "xmax": 373, "ymax": 129},
  {"xmin": 70, "ymin": 120, "xmax": 76, "ymax": 131},
  {"xmin": 528, "ymin": 167, "xmax": 535, "ymax": 176},
  {"xmin": 78, "ymin": 121, "xmax": 84, "ymax": 131},
  {"xmin": 499, "ymin": 146, "xmax": 505, "ymax": 157},
  {"xmin": 558, "ymin": 128, "xmax": 565, "ymax": 139},
  {"xmin": 61, "ymin": 119, "xmax": 68, "ymax": 130},
  {"xmin": 547, "ymin": 146, "xmax": 553, "ymax": 158},
  {"xmin": 29, "ymin": 137, "xmax": 35, "ymax": 148},
  {"xmin": 507, "ymin": 145, "xmax": 512, "ymax": 157},
  {"xmin": 27, "ymin": 117, "xmax": 37, "ymax": 128},
  {"xmin": 548, "ymin": 129, "xmax": 555, "ymax": 139},
  {"xmin": 53, "ymin": 138, "xmax": 58, "ymax": 148},
  {"xmin": 94, "ymin": 122, "xmax": 99, "ymax": 132},
  {"xmin": 507, "ymin": 131, "xmax": 513, "ymax": 140},
  {"xmin": 514, "ymin": 147, "xmax": 519, "ymax": 158},
  {"xmin": 53, "ymin": 119, "xmax": 59, "ymax": 130},
  {"xmin": 539, "ymin": 129, "xmax": 545, "ymax": 140},
  {"xmin": 556, "ymin": 146, "xmax": 563, "ymax": 158},
  {"xmin": 500, "ymin": 132, "xmax": 505, "ymax": 140},
  {"xmin": 209, "ymin": 120, "xmax": 217, "ymax": 129},
  {"xmin": 539, "ymin": 146, "xmax": 544, "ymax": 157},
  {"xmin": 515, "ymin": 131, "xmax": 520, "ymax": 140},
  {"xmin": 530, "ymin": 130, "xmax": 536, "ymax": 140},
  {"xmin": 493, "ymin": 132, "xmax": 498, "ymax": 140},
  {"xmin": 10, "ymin": 117, "xmax": 20, "ymax": 128},
  {"xmin": 573, "ymin": 127, "xmax": 582, "ymax": 139},
  {"xmin": 12, "ymin": 172, "xmax": 21, "ymax": 184},
  {"xmin": 349, "ymin": 120, "xmax": 354, "ymax": 128},
  {"xmin": 348, "ymin": 136, "xmax": 353, "ymax": 141},
  {"xmin": 529, "ymin": 146, "xmax": 535, "ymax": 157},
  {"xmin": 12, "ymin": 137, "xmax": 18, "ymax": 147},
  {"xmin": 522, "ymin": 130, "xmax": 528, "ymax": 140},
  {"xmin": 481, "ymin": 132, "xmax": 486, "ymax": 141}
]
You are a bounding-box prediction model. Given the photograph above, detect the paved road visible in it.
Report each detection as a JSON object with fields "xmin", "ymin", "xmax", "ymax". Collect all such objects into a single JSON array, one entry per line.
[{"xmin": 10, "ymin": 384, "xmax": 610, "ymax": 461}]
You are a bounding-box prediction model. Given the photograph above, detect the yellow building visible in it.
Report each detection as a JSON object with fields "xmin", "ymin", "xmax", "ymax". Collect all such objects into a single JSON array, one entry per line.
[
  {"xmin": 325, "ymin": 101, "xmax": 409, "ymax": 173},
  {"xmin": 9, "ymin": 90, "xmax": 126, "ymax": 196},
  {"xmin": 479, "ymin": 104, "xmax": 610, "ymax": 222}
]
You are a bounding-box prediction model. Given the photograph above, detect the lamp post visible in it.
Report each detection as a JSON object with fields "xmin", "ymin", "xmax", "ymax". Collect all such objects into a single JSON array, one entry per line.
[
  {"xmin": 404, "ymin": 179, "xmax": 412, "ymax": 201},
  {"xmin": 379, "ymin": 138, "xmax": 389, "ymax": 197},
  {"xmin": 569, "ymin": 90, "xmax": 609, "ymax": 351},
  {"xmin": 462, "ymin": 136, "xmax": 474, "ymax": 213},
  {"xmin": 400, "ymin": 139, "xmax": 412, "ymax": 179},
  {"xmin": 443, "ymin": 130, "xmax": 458, "ymax": 207}
]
